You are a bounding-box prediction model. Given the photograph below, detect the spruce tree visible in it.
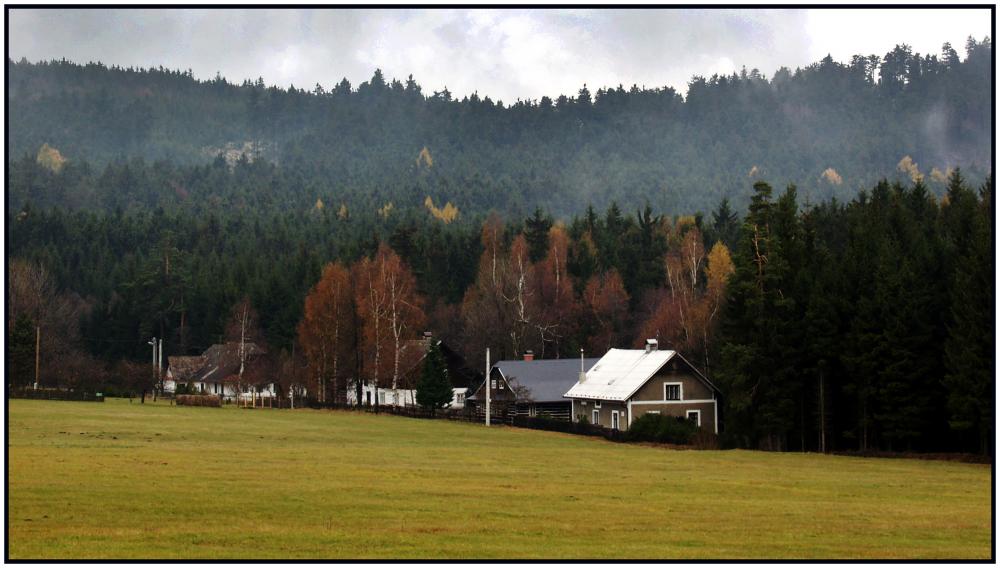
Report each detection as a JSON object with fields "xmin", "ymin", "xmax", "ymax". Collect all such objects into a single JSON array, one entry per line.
[
  {"xmin": 944, "ymin": 182, "xmax": 993, "ymax": 454},
  {"xmin": 416, "ymin": 342, "xmax": 453, "ymax": 416},
  {"xmin": 8, "ymin": 314, "xmax": 36, "ymax": 388}
]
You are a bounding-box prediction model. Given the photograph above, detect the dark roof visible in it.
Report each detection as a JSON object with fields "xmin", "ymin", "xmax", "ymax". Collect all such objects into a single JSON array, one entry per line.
[
  {"xmin": 188, "ymin": 342, "xmax": 264, "ymax": 383},
  {"xmin": 470, "ymin": 358, "xmax": 600, "ymax": 403},
  {"xmin": 396, "ymin": 337, "xmax": 480, "ymax": 389},
  {"xmin": 167, "ymin": 356, "xmax": 204, "ymax": 380}
]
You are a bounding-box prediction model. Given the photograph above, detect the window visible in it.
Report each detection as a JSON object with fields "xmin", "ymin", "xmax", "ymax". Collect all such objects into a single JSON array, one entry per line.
[
  {"xmin": 664, "ymin": 383, "xmax": 682, "ymax": 401},
  {"xmin": 490, "ymin": 379, "xmax": 497, "ymax": 389},
  {"xmin": 592, "ymin": 409, "xmax": 600, "ymax": 425},
  {"xmin": 646, "ymin": 410, "xmax": 660, "ymax": 415},
  {"xmin": 499, "ymin": 380, "xmax": 505, "ymax": 390},
  {"xmin": 612, "ymin": 411, "xmax": 620, "ymax": 430},
  {"xmin": 457, "ymin": 393, "xmax": 465, "ymax": 404},
  {"xmin": 594, "ymin": 400, "xmax": 602, "ymax": 409},
  {"xmin": 379, "ymin": 392, "xmax": 385, "ymax": 404},
  {"xmin": 686, "ymin": 410, "xmax": 701, "ymax": 427}
]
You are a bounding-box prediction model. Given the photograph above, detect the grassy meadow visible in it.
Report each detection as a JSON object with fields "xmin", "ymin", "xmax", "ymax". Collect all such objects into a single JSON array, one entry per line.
[{"xmin": 7, "ymin": 398, "xmax": 992, "ymax": 559}]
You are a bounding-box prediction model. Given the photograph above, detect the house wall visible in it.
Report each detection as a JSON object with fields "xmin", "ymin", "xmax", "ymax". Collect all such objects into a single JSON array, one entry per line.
[
  {"xmin": 628, "ymin": 361, "xmax": 717, "ymax": 432},
  {"xmin": 630, "ymin": 401, "xmax": 716, "ymax": 432},
  {"xmin": 466, "ymin": 368, "xmax": 517, "ymax": 404},
  {"xmin": 571, "ymin": 399, "xmax": 628, "ymax": 430}
]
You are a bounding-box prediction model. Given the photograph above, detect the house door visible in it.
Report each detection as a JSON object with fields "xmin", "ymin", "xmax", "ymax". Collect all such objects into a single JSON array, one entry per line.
[
  {"xmin": 366, "ymin": 392, "xmax": 372, "ymax": 406},
  {"xmin": 611, "ymin": 411, "xmax": 620, "ymax": 430}
]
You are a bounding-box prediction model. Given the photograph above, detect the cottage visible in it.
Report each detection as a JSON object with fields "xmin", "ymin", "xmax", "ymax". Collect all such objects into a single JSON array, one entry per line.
[
  {"xmin": 164, "ymin": 342, "xmax": 274, "ymax": 401},
  {"xmin": 467, "ymin": 351, "xmax": 601, "ymax": 421},
  {"xmin": 346, "ymin": 333, "xmax": 478, "ymax": 408},
  {"xmin": 563, "ymin": 340, "xmax": 720, "ymax": 433}
]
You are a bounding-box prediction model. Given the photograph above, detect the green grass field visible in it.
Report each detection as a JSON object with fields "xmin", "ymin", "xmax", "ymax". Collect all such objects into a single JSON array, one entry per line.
[{"xmin": 7, "ymin": 398, "xmax": 992, "ymax": 559}]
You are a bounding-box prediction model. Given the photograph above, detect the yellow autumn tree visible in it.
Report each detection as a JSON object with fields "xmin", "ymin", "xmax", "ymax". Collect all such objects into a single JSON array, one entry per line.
[
  {"xmin": 416, "ymin": 146, "xmax": 433, "ymax": 168},
  {"xmin": 377, "ymin": 202, "xmax": 394, "ymax": 219},
  {"xmin": 930, "ymin": 167, "xmax": 952, "ymax": 183},
  {"xmin": 424, "ymin": 196, "xmax": 459, "ymax": 223},
  {"xmin": 337, "ymin": 203, "xmax": 349, "ymax": 220},
  {"xmin": 821, "ymin": 168, "xmax": 843, "ymax": 185},
  {"xmin": 37, "ymin": 143, "xmax": 66, "ymax": 173},
  {"xmin": 897, "ymin": 155, "xmax": 923, "ymax": 182}
]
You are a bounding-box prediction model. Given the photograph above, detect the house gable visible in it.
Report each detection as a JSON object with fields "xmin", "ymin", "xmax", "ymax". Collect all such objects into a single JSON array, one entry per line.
[{"xmin": 631, "ymin": 355, "xmax": 716, "ymax": 402}]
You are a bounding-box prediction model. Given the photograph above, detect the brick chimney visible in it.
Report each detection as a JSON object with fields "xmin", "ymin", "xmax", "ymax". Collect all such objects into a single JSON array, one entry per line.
[
  {"xmin": 645, "ymin": 339, "xmax": 658, "ymax": 353},
  {"xmin": 523, "ymin": 350, "xmax": 534, "ymax": 362}
]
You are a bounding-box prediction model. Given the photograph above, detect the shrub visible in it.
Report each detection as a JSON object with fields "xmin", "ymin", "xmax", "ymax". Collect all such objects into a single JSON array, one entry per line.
[
  {"xmin": 176, "ymin": 394, "xmax": 221, "ymax": 407},
  {"xmin": 624, "ymin": 413, "xmax": 699, "ymax": 445}
]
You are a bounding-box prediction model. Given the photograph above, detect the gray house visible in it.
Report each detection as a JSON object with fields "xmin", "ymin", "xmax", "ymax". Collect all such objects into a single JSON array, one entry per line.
[{"xmin": 467, "ymin": 351, "xmax": 600, "ymax": 421}]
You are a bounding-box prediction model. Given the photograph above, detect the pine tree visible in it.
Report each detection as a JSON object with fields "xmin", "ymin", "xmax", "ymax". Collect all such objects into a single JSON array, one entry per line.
[
  {"xmin": 524, "ymin": 208, "xmax": 553, "ymax": 263},
  {"xmin": 416, "ymin": 342, "xmax": 452, "ymax": 415},
  {"xmin": 8, "ymin": 314, "xmax": 36, "ymax": 388},
  {"xmin": 944, "ymin": 181, "xmax": 993, "ymax": 454}
]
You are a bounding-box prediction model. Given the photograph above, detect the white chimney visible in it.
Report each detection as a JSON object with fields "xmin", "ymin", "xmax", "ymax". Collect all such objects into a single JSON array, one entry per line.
[
  {"xmin": 645, "ymin": 339, "xmax": 658, "ymax": 353},
  {"xmin": 578, "ymin": 348, "xmax": 587, "ymax": 383}
]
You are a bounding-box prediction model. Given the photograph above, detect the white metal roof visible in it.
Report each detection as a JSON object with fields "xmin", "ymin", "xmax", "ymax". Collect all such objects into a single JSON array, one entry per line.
[{"xmin": 563, "ymin": 348, "xmax": 676, "ymax": 401}]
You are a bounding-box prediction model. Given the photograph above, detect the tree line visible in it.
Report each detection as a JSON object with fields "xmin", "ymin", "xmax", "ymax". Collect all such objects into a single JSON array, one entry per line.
[
  {"xmin": 7, "ymin": 171, "xmax": 992, "ymax": 454},
  {"xmin": 8, "ymin": 37, "xmax": 992, "ymax": 216}
]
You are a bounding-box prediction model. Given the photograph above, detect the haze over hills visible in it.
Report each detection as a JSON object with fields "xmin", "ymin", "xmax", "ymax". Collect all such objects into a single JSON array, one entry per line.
[
  {"xmin": 6, "ymin": 36, "xmax": 993, "ymax": 456},
  {"xmin": 7, "ymin": 37, "xmax": 992, "ymax": 218}
]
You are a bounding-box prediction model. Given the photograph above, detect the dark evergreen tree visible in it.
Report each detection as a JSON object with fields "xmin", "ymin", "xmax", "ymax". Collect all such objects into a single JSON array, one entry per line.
[
  {"xmin": 416, "ymin": 342, "xmax": 453, "ymax": 415},
  {"xmin": 8, "ymin": 314, "xmax": 36, "ymax": 388}
]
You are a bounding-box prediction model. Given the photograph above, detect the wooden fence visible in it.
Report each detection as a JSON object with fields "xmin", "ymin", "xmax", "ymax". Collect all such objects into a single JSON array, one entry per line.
[{"xmin": 9, "ymin": 387, "xmax": 104, "ymax": 402}]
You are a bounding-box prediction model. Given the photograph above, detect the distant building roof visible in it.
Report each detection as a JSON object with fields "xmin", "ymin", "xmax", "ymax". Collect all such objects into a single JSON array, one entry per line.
[
  {"xmin": 168, "ymin": 342, "xmax": 265, "ymax": 384},
  {"xmin": 470, "ymin": 358, "xmax": 600, "ymax": 403},
  {"xmin": 166, "ymin": 356, "xmax": 205, "ymax": 380},
  {"xmin": 564, "ymin": 348, "xmax": 717, "ymax": 401}
]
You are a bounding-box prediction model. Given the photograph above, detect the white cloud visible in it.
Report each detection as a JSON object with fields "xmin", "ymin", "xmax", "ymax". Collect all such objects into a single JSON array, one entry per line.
[
  {"xmin": 804, "ymin": 8, "xmax": 991, "ymax": 61},
  {"xmin": 7, "ymin": 8, "xmax": 992, "ymax": 102}
]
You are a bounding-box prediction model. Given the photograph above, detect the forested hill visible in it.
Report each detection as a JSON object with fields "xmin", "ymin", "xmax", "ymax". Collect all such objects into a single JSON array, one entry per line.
[{"xmin": 7, "ymin": 38, "xmax": 992, "ymax": 217}]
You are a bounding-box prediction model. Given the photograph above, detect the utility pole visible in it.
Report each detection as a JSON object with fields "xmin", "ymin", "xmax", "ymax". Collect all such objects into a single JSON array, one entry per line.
[
  {"xmin": 485, "ymin": 348, "xmax": 491, "ymax": 427},
  {"xmin": 157, "ymin": 338, "xmax": 163, "ymax": 400},
  {"xmin": 33, "ymin": 326, "xmax": 40, "ymax": 390},
  {"xmin": 147, "ymin": 337, "xmax": 157, "ymax": 404}
]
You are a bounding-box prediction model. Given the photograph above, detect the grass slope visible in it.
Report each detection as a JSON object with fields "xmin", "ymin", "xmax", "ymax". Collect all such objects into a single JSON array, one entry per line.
[{"xmin": 7, "ymin": 399, "xmax": 992, "ymax": 559}]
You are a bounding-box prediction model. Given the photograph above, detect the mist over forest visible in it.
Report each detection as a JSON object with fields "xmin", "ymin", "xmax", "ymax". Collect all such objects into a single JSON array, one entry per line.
[
  {"xmin": 6, "ymin": 37, "xmax": 993, "ymax": 452},
  {"xmin": 7, "ymin": 37, "xmax": 992, "ymax": 217}
]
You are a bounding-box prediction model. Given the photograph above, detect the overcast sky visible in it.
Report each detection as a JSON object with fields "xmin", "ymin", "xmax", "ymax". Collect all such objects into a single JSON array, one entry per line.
[{"xmin": 8, "ymin": 8, "xmax": 992, "ymax": 101}]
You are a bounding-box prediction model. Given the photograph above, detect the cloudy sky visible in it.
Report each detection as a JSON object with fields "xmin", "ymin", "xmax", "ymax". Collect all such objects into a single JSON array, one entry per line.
[{"xmin": 8, "ymin": 8, "xmax": 992, "ymax": 101}]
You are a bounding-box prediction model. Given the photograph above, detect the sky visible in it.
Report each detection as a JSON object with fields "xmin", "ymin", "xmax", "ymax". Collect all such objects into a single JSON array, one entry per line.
[{"xmin": 8, "ymin": 8, "xmax": 993, "ymax": 101}]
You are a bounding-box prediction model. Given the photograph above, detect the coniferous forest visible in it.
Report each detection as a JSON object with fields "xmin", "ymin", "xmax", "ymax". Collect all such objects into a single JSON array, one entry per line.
[{"xmin": 6, "ymin": 38, "xmax": 993, "ymax": 454}]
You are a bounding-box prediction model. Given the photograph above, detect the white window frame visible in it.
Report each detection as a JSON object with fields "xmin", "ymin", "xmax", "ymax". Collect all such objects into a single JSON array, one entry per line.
[
  {"xmin": 612, "ymin": 410, "xmax": 620, "ymax": 430},
  {"xmin": 664, "ymin": 382, "xmax": 683, "ymax": 401},
  {"xmin": 686, "ymin": 410, "xmax": 701, "ymax": 427},
  {"xmin": 594, "ymin": 400, "xmax": 602, "ymax": 409},
  {"xmin": 491, "ymin": 379, "xmax": 497, "ymax": 390},
  {"xmin": 646, "ymin": 410, "xmax": 660, "ymax": 415},
  {"xmin": 592, "ymin": 409, "xmax": 600, "ymax": 425}
]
